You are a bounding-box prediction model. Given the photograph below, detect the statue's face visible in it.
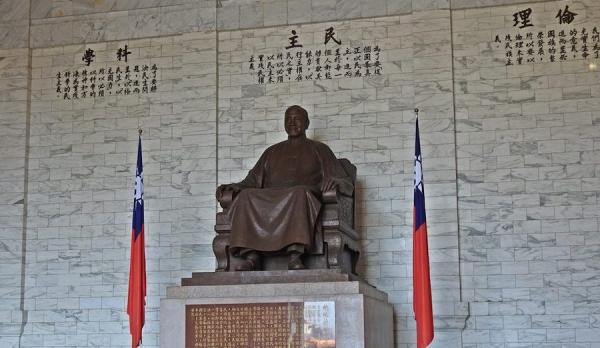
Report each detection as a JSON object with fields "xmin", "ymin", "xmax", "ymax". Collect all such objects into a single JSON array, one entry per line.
[{"xmin": 284, "ymin": 109, "xmax": 308, "ymax": 137}]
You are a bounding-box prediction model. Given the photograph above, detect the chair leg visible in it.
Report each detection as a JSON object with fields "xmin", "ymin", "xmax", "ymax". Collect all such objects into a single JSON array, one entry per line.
[
  {"xmin": 325, "ymin": 232, "xmax": 342, "ymax": 269},
  {"xmin": 212, "ymin": 233, "xmax": 230, "ymax": 272}
]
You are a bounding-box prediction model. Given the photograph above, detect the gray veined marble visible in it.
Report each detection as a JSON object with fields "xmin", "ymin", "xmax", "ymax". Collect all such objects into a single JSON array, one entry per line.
[
  {"xmin": 0, "ymin": 22, "xmax": 29, "ymax": 49},
  {"xmin": 0, "ymin": 0, "xmax": 29, "ymax": 22}
]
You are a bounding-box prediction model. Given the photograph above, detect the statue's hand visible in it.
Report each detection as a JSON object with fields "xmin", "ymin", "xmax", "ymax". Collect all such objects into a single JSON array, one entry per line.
[
  {"xmin": 321, "ymin": 178, "xmax": 340, "ymax": 193},
  {"xmin": 321, "ymin": 177, "xmax": 353, "ymax": 196},
  {"xmin": 216, "ymin": 184, "xmax": 240, "ymax": 200}
]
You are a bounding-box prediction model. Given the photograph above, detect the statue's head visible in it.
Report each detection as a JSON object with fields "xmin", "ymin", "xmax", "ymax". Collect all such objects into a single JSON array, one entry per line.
[{"xmin": 284, "ymin": 105, "xmax": 309, "ymax": 138}]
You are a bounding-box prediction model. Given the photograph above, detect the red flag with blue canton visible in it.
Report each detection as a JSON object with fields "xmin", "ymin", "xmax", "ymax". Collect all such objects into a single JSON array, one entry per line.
[
  {"xmin": 128, "ymin": 136, "xmax": 146, "ymax": 348},
  {"xmin": 413, "ymin": 116, "xmax": 434, "ymax": 348}
]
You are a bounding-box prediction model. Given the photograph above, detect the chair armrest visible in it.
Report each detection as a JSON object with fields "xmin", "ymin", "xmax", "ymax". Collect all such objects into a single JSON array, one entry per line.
[
  {"xmin": 322, "ymin": 187, "xmax": 353, "ymax": 204},
  {"xmin": 322, "ymin": 190, "xmax": 338, "ymax": 204},
  {"xmin": 217, "ymin": 190, "xmax": 235, "ymax": 209}
]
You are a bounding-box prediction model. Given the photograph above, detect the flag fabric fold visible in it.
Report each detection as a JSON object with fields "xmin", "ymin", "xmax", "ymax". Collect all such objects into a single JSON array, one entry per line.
[
  {"xmin": 413, "ymin": 117, "xmax": 434, "ymax": 348},
  {"xmin": 128, "ymin": 136, "xmax": 146, "ymax": 348}
]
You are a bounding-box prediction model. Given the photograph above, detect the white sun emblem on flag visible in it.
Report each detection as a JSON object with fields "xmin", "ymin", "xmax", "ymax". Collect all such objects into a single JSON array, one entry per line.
[
  {"xmin": 134, "ymin": 174, "xmax": 144, "ymax": 203},
  {"xmin": 414, "ymin": 154, "xmax": 423, "ymax": 193}
]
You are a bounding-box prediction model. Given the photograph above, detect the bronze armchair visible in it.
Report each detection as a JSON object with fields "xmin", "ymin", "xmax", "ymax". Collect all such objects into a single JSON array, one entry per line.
[{"xmin": 213, "ymin": 158, "xmax": 360, "ymax": 275}]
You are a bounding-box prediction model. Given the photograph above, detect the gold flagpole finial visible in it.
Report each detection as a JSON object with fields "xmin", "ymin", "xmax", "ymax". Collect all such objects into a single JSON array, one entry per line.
[
  {"xmin": 138, "ymin": 128, "xmax": 143, "ymax": 135},
  {"xmin": 414, "ymin": 108, "xmax": 419, "ymax": 116}
]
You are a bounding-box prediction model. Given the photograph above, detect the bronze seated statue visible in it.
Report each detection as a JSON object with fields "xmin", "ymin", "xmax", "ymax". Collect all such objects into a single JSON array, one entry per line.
[{"xmin": 213, "ymin": 105, "xmax": 359, "ymax": 274}]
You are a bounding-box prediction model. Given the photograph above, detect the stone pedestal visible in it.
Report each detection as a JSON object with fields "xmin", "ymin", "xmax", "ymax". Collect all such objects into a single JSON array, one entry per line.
[{"xmin": 160, "ymin": 270, "xmax": 394, "ymax": 348}]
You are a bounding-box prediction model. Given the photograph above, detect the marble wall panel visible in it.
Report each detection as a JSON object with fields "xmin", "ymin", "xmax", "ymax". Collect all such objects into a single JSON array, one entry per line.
[
  {"xmin": 0, "ymin": 0, "xmax": 30, "ymax": 49},
  {"xmin": 453, "ymin": 0, "xmax": 600, "ymax": 346},
  {"xmin": 19, "ymin": 32, "xmax": 217, "ymax": 348},
  {"xmin": 0, "ymin": 47, "xmax": 29, "ymax": 348},
  {"xmin": 216, "ymin": 13, "xmax": 466, "ymax": 346}
]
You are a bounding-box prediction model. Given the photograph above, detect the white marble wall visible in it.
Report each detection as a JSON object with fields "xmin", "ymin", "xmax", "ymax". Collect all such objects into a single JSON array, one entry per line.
[
  {"xmin": 453, "ymin": 0, "xmax": 600, "ymax": 346},
  {"xmin": 408, "ymin": 9, "xmax": 466, "ymax": 347},
  {"xmin": 20, "ymin": 33, "xmax": 217, "ymax": 348},
  {"xmin": 0, "ymin": 0, "xmax": 600, "ymax": 347},
  {"xmin": 216, "ymin": 12, "xmax": 467, "ymax": 346},
  {"xmin": 28, "ymin": 1, "xmax": 217, "ymax": 48},
  {"xmin": 0, "ymin": 47, "xmax": 29, "ymax": 348},
  {"xmin": 0, "ymin": 0, "xmax": 30, "ymax": 49}
]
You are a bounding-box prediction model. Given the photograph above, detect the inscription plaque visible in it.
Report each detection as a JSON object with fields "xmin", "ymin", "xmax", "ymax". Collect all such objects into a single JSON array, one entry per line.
[{"xmin": 185, "ymin": 302, "xmax": 335, "ymax": 348}]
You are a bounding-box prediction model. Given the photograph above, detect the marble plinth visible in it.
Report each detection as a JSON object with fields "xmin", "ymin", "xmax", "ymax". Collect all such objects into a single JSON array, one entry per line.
[{"xmin": 160, "ymin": 273, "xmax": 394, "ymax": 348}]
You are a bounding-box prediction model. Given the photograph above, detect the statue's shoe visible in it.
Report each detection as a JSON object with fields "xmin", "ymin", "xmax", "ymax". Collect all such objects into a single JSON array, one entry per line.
[
  {"xmin": 288, "ymin": 254, "xmax": 305, "ymax": 270},
  {"xmin": 235, "ymin": 251, "xmax": 261, "ymax": 271},
  {"xmin": 235, "ymin": 259, "xmax": 256, "ymax": 271}
]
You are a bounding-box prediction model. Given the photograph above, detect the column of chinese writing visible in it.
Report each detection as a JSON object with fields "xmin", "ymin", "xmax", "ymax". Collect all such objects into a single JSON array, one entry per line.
[
  {"xmin": 115, "ymin": 67, "xmax": 124, "ymax": 95},
  {"xmin": 119, "ymin": 66, "xmax": 139, "ymax": 95},
  {"xmin": 569, "ymin": 29, "xmax": 578, "ymax": 58},
  {"xmin": 556, "ymin": 30, "xmax": 567, "ymax": 61},
  {"xmin": 372, "ymin": 45, "xmax": 382, "ymax": 75},
  {"xmin": 524, "ymin": 32, "xmax": 535, "ymax": 63},
  {"xmin": 265, "ymin": 305, "xmax": 282, "ymax": 347},
  {"xmin": 322, "ymin": 49, "xmax": 333, "ymax": 80},
  {"xmin": 547, "ymin": 31, "xmax": 556, "ymax": 62},
  {"xmin": 536, "ymin": 31, "xmax": 544, "ymax": 61},
  {"xmin": 62, "ymin": 72, "xmax": 71, "ymax": 99},
  {"xmin": 293, "ymin": 304, "xmax": 303, "ymax": 346},
  {"xmin": 192, "ymin": 307, "xmax": 205, "ymax": 347},
  {"xmin": 97, "ymin": 68, "xmax": 106, "ymax": 97},
  {"xmin": 253, "ymin": 306, "xmax": 266, "ymax": 346},
  {"xmin": 581, "ymin": 28, "xmax": 589, "ymax": 59},
  {"xmin": 262, "ymin": 54, "xmax": 274, "ymax": 84},
  {"xmin": 131, "ymin": 65, "xmax": 139, "ymax": 93},
  {"xmin": 72, "ymin": 71, "xmax": 80, "ymax": 99},
  {"xmin": 209, "ymin": 308, "xmax": 218, "ymax": 348},
  {"xmin": 592, "ymin": 27, "xmax": 599, "ymax": 59},
  {"xmin": 264, "ymin": 306, "xmax": 276, "ymax": 347},
  {"xmin": 515, "ymin": 34, "xmax": 524, "ymax": 64},
  {"xmin": 274, "ymin": 53, "xmax": 284, "ymax": 83},
  {"xmin": 56, "ymin": 72, "xmax": 62, "ymax": 97},
  {"xmin": 323, "ymin": 303, "xmax": 330, "ymax": 332},
  {"xmin": 151, "ymin": 64, "xmax": 158, "ymax": 92},
  {"xmin": 294, "ymin": 51, "xmax": 304, "ymax": 81},
  {"xmin": 80, "ymin": 70, "xmax": 88, "ymax": 98},
  {"xmin": 341, "ymin": 48, "xmax": 352, "ymax": 77},
  {"xmin": 502, "ymin": 35, "xmax": 513, "ymax": 65},
  {"xmin": 106, "ymin": 67, "xmax": 114, "ymax": 95}
]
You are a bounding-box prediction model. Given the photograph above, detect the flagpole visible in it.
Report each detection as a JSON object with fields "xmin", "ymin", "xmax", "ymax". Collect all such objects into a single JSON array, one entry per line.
[
  {"xmin": 413, "ymin": 107, "xmax": 434, "ymax": 348},
  {"xmin": 128, "ymin": 134, "xmax": 146, "ymax": 348}
]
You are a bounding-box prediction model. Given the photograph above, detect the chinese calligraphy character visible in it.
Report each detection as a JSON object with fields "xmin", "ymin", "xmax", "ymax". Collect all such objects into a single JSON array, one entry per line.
[
  {"xmin": 117, "ymin": 45, "xmax": 132, "ymax": 62},
  {"xmin": 556, "ymin": 5, "xmax": 577, "ymax": 25},
  {"xmin": 56, "ymin": 72, "xmax": 62, "ymax": 94},
  {"xmin": 324, "ymin": 27, "xmax": 341, "ymax": 45},
  {"xmin": 285, "ymin": 30, "xmax": 303, "ymax": 49},
  {"xmin": 513, "ymin": 8, "xmax": 533, "ymax": 29},
  {"xmin": 82, "ymin": 48, "xmax": 95, "ymax": 66}
]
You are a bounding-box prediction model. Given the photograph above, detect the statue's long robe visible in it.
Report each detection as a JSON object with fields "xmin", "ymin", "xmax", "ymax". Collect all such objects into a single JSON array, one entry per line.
[{"xmin": 228, "ymin": 136, "xmax": 352, "ymax": 253}]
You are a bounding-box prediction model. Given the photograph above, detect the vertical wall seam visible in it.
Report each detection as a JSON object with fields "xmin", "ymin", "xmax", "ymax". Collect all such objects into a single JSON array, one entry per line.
[
  {"xmin": 449, "ymin": 2, "xmax": 469, "ymax": 346},
  {"xmin": 448, "ymin": 2, "xmax": 463, "ymax": 303},
  {"xmin": 19, "ymin": 0, "xmax": 33, "ymax": 344}
]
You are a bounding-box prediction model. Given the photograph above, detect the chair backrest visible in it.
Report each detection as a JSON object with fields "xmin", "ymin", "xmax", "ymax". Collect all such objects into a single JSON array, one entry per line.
[{"xmin": 338, "ymin": 158, "xmax": 357, "ymax": 187}]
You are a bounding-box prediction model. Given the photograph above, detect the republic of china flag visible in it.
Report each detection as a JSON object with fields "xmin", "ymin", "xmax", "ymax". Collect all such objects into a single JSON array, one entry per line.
[
  {"xmin": 128, "ymin": 135, "xmax": 146, "ymax": 348},
  {"xmin": 413, "ymin": 116, "xmax": 434, "ymax": 348}
]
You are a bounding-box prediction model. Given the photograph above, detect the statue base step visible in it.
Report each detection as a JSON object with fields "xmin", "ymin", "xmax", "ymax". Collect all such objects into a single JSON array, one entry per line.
[{"xmin": 181, "ymin": 268, "xmax": 359, "ymax": 286}]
